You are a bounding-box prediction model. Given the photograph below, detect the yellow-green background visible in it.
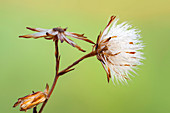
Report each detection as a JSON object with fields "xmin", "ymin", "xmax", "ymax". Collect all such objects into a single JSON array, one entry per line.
[{"xmin": 0, "ymin": 0, "xmax": 170, "ymax": 113}]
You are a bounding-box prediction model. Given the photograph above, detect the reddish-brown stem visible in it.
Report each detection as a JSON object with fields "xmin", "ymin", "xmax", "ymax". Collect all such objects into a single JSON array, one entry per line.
[
  {"xmin": 38, "ymin": 37, "xmax": 96, "ymax": 113},
  {"xmin": 39, "ymin": 38, "xmax": 60, "ymax": 113},
  {"xmin": 58, "ymin": 51, "xmax": 97, "ymax": 76},
  {"xmin": 39, "ymin": 76, "xmax": 59, "ymax": 113}
]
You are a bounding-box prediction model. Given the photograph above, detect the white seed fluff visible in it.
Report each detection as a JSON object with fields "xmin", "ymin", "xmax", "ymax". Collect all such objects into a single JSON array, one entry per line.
[{"xmin": 98, "ymin": 17, "xmax": 144, "ymax": 84}]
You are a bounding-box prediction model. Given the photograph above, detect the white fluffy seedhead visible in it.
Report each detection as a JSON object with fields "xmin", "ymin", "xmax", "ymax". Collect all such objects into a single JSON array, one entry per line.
[{"xmin": 96, "ymin": 16, "xmax": 144, "ymax": 84}]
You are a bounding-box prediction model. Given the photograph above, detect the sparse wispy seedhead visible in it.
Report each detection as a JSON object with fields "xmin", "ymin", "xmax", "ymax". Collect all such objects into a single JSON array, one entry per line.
[
  {"xmin": 19, "ymin": 27, "xmax": 95, "ymax": 52},
  {"xmin": 94, "ymin": 16, "xmax": 144, "ymax": 84}
]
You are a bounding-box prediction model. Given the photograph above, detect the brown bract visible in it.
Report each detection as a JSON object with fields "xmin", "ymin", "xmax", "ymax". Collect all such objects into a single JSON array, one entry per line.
[
  {"xmin": 94, "ymin": 16, "xmax": 117, "ymax": 83},
  {"xmin": 13, "ymin": 84, "xmax": 49, "ymax": 112},
  {"xmin": 19, "ymin": 27, "xmax": 95, "ymax": 52}
]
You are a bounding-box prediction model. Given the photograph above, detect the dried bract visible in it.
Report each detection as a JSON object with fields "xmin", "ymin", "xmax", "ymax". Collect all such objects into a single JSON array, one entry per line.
[
  {"xmin": 94, "ymin": 16, "xmax": 144, "ymax": 84},
  {"xmin": 13, "ymin": 84, "xmax": 49, "ymax": 112},
  {"xmin": 19, "ymin": 27, "xmax": 94, "ymax": 52}
]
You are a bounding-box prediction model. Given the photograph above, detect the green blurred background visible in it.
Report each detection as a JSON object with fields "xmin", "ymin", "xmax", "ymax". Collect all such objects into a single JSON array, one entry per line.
[{"xmin": 0, "ymin": 0, "xmax": 170, "ymax": 113}]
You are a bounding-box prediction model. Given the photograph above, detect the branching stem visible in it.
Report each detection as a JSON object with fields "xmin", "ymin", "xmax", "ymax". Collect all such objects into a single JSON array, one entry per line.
[
  {"xmin": 58, "ymin": 51, "xmax": 96, "ymax": 76},
  {"xmin": 39, "ymin": 38, "xmax": 60, "ymax": 113},
  {"xmin": 38, "ymin": 37, "xmax": 96, "ymax": 113}
]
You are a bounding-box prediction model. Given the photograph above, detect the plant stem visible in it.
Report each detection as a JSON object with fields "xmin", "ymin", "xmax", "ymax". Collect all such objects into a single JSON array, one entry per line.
[
  {"xmin": 39, "ymin": 38, "xmax": 60, "ymax": 113},
  {"xmin": 39, "ymin": 38, "xmax": 96, "ymax": 113},
  {"xmin": 58, "ymin": 51, "xmax": 96, "ymax": 76}
]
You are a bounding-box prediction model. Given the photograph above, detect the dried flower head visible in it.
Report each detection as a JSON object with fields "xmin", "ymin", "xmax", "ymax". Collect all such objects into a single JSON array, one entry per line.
[
  {"xmin": 19, "ymin": 27, "xmax": 94, "ymax": 52},
  {"xmin": 13, "ymin": 84, "xmax": 49, "ymax": 112},
  {"xmin": 93, "ymin": 16, "xmax": 144, "ymax": 84}
]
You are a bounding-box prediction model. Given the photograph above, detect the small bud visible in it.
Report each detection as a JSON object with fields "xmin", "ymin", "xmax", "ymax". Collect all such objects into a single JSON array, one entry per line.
[{"xmin": 13, "ymin": 84, "xmax": 49, "ymax": 112}]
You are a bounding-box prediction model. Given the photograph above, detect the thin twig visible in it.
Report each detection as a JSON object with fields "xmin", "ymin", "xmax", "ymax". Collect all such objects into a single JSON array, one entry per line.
[
  {"xmin": 39, "ymin": 37, "xmax": 60, "ymax": 113},
  {"xmin": 39, "ymin": 37, "xmax": 96, "ymax": 113},
  {"xmin": 58, "ymin": 51, "xmax": 96, "ymax": 76}
]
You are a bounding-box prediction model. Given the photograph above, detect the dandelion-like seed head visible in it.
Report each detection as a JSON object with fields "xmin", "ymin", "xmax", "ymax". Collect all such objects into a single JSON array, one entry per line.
[{"xmin": 94, "ymin": 16, "xmax": 144, "ymax": 84}]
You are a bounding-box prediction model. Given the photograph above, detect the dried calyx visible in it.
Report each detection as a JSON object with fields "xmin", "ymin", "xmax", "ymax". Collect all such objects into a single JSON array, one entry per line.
[
  {"xmin": 13, "ymin": 84, "xmax": 49, "ymax": 112},
  {"xmin": 19, "ymin": 26, "xmax": 95, "ymax": 52}
]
